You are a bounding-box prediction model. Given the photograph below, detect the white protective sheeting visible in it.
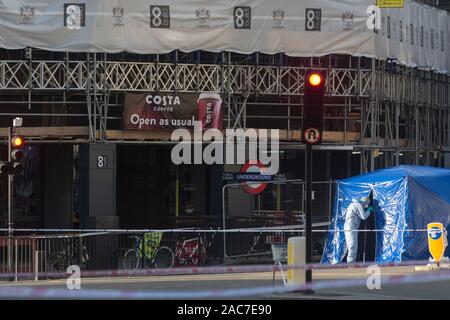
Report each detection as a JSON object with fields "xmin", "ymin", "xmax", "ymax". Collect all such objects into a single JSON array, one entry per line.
[{"xmin": 0, "ymin": 0, "xmax": 448, "ymax": 73}]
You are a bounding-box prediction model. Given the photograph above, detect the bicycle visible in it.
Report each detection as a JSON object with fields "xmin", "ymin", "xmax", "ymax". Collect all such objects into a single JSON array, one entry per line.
[
  {"xmin": 174, "ymin": 237, "xmax": 205, "ymax": 266},
  {"xmin": 174, "ymin": 229, "xmax": 217, "ymax": 266},
  {"xmin": 122, "ymin": 233, "xmax": 173, "ymax": 270},
  {"xmin": 47, "ymin": 235, "xmax": 89, "ymax": 279}
]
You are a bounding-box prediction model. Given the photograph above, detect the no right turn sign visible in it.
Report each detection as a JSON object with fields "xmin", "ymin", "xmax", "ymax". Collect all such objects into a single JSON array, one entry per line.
[{"xmin": 303, "ymin": 127, "xmax": 321, "ymax": 145}]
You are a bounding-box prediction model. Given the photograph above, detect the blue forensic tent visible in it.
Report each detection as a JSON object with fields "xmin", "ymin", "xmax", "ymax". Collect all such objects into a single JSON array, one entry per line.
[{"xmin": 321, "ymin": 165, "xmax": 450, "ymax": 264}]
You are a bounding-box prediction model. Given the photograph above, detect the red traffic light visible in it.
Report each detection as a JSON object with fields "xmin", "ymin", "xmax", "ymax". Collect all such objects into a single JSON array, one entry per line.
[
  {"xmin": 307, "ymin": 72, "xmax": 323, "ymax": 87},
  {"xmin": 11, "ymin": 135, "xmax": 25, "ymax": 148}
]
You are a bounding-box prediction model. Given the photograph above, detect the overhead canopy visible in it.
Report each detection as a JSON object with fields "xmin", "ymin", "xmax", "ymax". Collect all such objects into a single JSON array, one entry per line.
[
  {"xmin": 0, "ymin": 0, "xmax": 448, "ymax": 73},
  {"xmin": 321, "ymin": 165, "xmax": 450, "ymax": 264}
]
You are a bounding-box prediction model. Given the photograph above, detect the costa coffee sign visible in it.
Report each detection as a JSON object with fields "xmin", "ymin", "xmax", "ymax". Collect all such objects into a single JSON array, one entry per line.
[{"xmin": 123, "ymin": 92, "xmax": 223, "ymax": 131}]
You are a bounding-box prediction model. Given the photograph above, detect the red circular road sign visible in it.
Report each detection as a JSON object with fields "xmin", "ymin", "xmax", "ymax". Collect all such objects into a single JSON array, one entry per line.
[
  {"xmin": 303, "ymin": 127, "xmax": 321, "ymax": 144},
  {"xmin": 240, "ymin": 161, "xmax": 269, "ymax": 195}
]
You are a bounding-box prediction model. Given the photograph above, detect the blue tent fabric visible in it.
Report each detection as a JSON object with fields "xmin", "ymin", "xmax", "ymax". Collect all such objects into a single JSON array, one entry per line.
[{"xmin": 321, "ymin": 165, "xmax": 450, "ymax": 264}]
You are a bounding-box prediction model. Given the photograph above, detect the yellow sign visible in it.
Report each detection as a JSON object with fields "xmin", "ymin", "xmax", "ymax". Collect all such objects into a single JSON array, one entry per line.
[
  {"xmin": 376, "ymin": 0, "xmax": 404, "ymax": 8},
  {"xmin": 427, "ymin": 222, "xmax": 447, "ymax": 264}
]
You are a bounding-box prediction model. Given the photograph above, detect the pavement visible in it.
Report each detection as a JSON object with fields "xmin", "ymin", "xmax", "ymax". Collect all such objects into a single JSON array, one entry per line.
[{"xmin": 0, "ymin": 266, "xmax": 449, "ymax": 299}]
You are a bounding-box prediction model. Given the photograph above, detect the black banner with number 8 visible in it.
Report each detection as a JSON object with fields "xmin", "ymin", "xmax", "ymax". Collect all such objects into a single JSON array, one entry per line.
[
  {"xmin": 150, "ymin": 5, "xmax": 170, "ymax": 28},
  {"xmin": 305, "ymin": 8, "xmax": 321, "ymax": 32},
  {"xmin": 234, "ymin": 6, "xmax": 251, "ymax": 29}
]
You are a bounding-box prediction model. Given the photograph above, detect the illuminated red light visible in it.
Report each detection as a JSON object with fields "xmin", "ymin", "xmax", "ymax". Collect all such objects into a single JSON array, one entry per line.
[
  {"xmin": 11, "ymin": 136, "xmax": 24, "ymax": 148},
  {"xmin": 308, "ymin": 73, "xmax": 323, "ymax": 87}
]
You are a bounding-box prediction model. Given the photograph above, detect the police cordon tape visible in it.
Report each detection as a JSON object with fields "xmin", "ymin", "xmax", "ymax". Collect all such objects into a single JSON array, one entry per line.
[
  {"xmin": 0, "ymin": 227, "xmax": 429, "ymax": 233},
  {"xmin": 0, "ymin": 227, "xmax": 302, "ymax": 234},
  {"xmin": 314, "ymin": 229, "xmax": 428, "ymax": 232},
  {"xmin": 0, "ymin": 259, "xmax": 431, "ymax": 280},
  {"xmin": 2, "ymin": 269, "xmax": 450, "ymax": 299}
]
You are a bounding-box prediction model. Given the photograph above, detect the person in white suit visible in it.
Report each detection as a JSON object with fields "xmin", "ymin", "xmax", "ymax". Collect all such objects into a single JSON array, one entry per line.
[{"xmin": 344, "ymin": 196, "xmax": 373, "ymax": 263}]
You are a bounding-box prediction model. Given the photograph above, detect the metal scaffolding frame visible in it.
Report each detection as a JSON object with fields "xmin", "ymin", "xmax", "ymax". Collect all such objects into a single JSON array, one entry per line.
[
  {"xmin": 0, "ymin": 49, "xmax": 449, "ymax": 172},
  {"xmin": 360, "ymin": 60, "xmax": 450, "ymax": 171}
]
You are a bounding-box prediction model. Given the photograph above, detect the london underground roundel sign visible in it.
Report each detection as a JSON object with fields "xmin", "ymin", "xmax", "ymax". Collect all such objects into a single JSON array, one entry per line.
[{"xmin": 240, "ymin": 161, "xmax": 269, "ymax": 195}]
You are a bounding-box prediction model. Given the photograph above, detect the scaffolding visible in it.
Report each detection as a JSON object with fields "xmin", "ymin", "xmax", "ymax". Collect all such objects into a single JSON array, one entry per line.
[{"xmin": 0, "ymin": 48, "xmax": 449, "ymax": 172}]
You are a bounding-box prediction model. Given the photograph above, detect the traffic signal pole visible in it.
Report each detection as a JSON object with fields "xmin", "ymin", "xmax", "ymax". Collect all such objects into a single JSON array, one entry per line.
[
  {"xmin": 3, "ymin": 120, "xmax": 24, "ymax": 277},
  {"xmin": 302, "ymin": 70, "xmax": 325, "ymax": 293},
  {"xmin": 305, "ymin": 143, "xmax": 313, "ymax": 285},
  {"xmin": 7, "ymin": 126, "xmax": 13, "ymax": 274}
]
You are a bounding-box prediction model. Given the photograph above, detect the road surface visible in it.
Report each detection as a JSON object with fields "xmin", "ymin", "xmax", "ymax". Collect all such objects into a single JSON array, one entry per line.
[{"xmin": 0, "ymin": 266, "xmax": 449, "ymax": 299}]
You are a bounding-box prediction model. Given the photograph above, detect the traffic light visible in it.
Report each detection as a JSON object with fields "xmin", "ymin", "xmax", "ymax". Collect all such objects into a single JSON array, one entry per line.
[
  {"xmin": 9, "ymin": 135, "xmax": 25, "ymax": 175},
  {"xmin": 0, "ymin": 161, "xmax": 9, "ymax": 175},
  {"xmin": 303, "ymin": 70, "xmax": 325, "ymax": 145}
]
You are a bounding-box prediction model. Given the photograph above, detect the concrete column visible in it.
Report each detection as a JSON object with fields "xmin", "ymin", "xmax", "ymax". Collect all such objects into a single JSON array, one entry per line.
[
  {"xmin": 79, "ymin": 143, "xmax": 117, "ymax": 226},
  {"xmin": 79, "ymin": 143, "xmax": 118, "ymax": 270}
]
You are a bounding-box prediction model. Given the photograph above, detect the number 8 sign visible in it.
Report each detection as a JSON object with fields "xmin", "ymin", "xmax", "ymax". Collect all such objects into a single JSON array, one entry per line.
[
  {"xmin": 150, "ymin": 5, "xmax": 170, "ymax": 28},
  {"xmin": 305, "ymin": 8, "xmax": 321, "ymax": 32},
  {"xmin": 97, "ymin": 155, "xmax": 108, "ymax": 168},
  {"xmin": 64, "ymin": 3, "xmax": 85, "ymax": 30},
  {"xmin": 234, "ymin": 6, "xmax": 251, "ymax": 29}
]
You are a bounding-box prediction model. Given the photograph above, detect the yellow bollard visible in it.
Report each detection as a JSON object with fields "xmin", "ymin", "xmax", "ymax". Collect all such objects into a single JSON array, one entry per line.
[
  {"xmin": 427, "ymin": 222, "xmax": 447, "ymax": 266},
  {"xmin": 287, "ymin": 237, "xmax": 306, "ymax": 287}
]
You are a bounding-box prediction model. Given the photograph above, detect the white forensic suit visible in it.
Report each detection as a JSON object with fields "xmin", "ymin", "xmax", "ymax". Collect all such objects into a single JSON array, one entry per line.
[{"xmin": 344, "ymin": 199, "xmax": 372, "ymax": 263}]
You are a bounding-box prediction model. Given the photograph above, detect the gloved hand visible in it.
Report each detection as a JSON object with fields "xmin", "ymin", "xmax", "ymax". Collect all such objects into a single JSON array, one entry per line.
[{"xmin": 367, "ymin": 206, "xmax": 374, "ymax": 213}]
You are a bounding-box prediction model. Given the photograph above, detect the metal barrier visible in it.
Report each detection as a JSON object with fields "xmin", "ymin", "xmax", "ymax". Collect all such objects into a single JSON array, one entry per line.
[
  {"xmin": 0, "ymin": 232, "xmax": 129, "ymax": 280},
  {"xmin": 0, "ymin": 228, "xmax": 305, "ymax": 281},
  {"xmin": 0, "ymin": 227, "xmax": 431, "ymax": 282},
  {"xmin": 221, "ymin": 179, "xmax": 334, "ymax": 261},
  {"xmin": 223, "ymin": 226, "xmax": 302, "ymax": 261}
]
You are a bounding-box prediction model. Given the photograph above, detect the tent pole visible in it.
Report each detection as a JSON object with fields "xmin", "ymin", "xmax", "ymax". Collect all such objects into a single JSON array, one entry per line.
[{"xmin": 363, "ymin": 220, "xmax": 367, "ymax": 263}]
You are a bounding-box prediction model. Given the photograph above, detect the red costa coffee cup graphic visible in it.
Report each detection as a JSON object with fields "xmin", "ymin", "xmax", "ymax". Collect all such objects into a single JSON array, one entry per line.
[{"xmin": 198, "ymin": 92, "xmax": 223, "ymax": 131}]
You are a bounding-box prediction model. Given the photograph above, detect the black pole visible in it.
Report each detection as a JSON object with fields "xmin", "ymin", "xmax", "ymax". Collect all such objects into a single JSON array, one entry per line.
[
  {"xmin": 305, "ymin": 144, "xmax": 312, "ymax": 285},
  {"xmin": 363, "ymin": 218, "xmax": 367, "ymax": 263},
  {"xmin": 7, "ymin": 126, "xmax": 13, "ymax": 275}
]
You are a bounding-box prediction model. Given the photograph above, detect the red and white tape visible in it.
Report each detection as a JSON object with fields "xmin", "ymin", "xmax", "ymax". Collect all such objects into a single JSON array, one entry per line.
[
  {"xmin": 0, "ymin": 227, "xmax": 429, "ymax": 234},
  {"xmin": 1, "ymin": 269, "xmax": 450, "ymax": 299},
  {"xmin": 0, "ymin": 259, "xmax": 430, "ymax": 280}
]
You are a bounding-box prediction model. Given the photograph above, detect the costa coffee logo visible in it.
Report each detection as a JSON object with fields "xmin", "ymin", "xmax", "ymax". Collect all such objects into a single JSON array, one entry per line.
[
  {"xmin": 145, "ymin": 95, "xmax": 181, "ymax": 106},
  {"xmin": 205, "ymin": 101, "xmax": 213, "ymax": 124}
]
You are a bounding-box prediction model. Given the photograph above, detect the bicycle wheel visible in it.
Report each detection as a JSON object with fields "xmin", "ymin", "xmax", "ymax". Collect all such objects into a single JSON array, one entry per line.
[
  {"xmin": 80, "ymin": 247, "xmax": 90, "ymax": 270},
  {"xmin": 70, "ymin": 248, "xmax": 89, "ymax": 270},
  {"xmin": 153, "ymin": 246, "xmax": 174, "ymax": 269},
  {"xmin": 197, "ymin": 243, "xmax": 207, "ymax": 266},
  {"xmin": 122, "ymin": 249, "xmax": 140, "ymax": 270},
  {"xmin": 47, "ymin": 252, "xmax": 67, "ymax": 279}
]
